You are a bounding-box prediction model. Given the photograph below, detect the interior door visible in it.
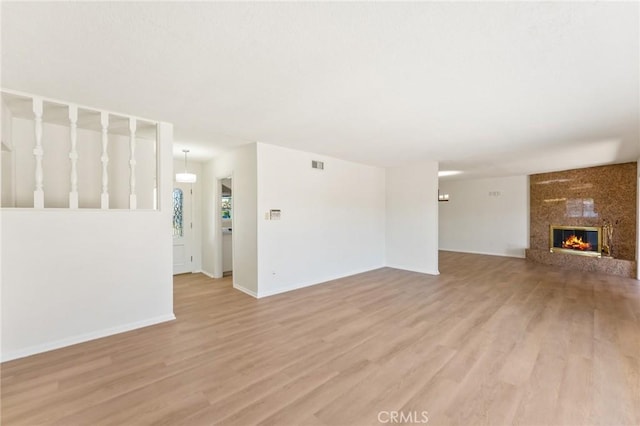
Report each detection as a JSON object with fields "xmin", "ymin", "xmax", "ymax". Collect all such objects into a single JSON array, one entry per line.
[{"xmin": 172, "ymin": 183, "xmax": 193, "ymax": 275}]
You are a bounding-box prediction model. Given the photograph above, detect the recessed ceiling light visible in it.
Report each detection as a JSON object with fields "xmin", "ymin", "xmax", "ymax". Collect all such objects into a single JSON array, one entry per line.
[{"xmin": 438, "ymin": 170, "xmax": 462, "ymax": 177}]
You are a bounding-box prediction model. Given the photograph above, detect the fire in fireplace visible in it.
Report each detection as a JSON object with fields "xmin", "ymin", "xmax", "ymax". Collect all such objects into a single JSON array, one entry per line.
[
  {"xmin": 550, "ymin": 225, "xmax": 601, "ymax": 257},
  {"xmin": 562, "ymin": 235, "xmax": 591, "ymax": 251}
]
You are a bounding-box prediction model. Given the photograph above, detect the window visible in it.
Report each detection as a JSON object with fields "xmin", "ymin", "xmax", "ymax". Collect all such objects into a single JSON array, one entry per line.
[
  {"xmin": 173, "ymin": 188, "xmax": 183, "ymax": 237},
  {"xmin": 222, "ymin": 196, "xmax": 232, "ymax": 219}
]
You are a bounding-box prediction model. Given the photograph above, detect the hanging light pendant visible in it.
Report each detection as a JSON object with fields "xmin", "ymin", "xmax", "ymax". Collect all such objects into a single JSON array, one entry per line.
[{"xmin": 176, "ymin": 149, "xmax": 197, "ymax": 183}]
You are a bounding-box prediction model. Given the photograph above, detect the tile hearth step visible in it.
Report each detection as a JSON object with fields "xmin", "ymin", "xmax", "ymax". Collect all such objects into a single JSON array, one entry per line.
[{"xmin": 525, "ymin": 248, "xmax": 636, "ymax": 278}]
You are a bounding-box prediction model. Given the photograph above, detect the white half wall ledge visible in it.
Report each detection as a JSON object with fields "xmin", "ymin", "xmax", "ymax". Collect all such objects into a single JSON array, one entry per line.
[
  {"xmin": 1, "ymin": 120, "xmax": 174, "ymax": 362},
  {"xmin": 1, "ymin": 314, "xmax": 176, "ymax": 362}
]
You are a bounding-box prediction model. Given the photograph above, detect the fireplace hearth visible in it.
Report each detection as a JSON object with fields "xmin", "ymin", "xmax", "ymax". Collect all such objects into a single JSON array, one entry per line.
[{"xmin": 550, "ymin": 225, "xmax": 601, "ymax": 257}]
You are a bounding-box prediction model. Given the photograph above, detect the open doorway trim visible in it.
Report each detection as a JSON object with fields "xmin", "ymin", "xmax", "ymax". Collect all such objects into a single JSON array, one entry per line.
[{"xmin": 215, "ymin": 174, "xmax": 236, "ymax": 288}]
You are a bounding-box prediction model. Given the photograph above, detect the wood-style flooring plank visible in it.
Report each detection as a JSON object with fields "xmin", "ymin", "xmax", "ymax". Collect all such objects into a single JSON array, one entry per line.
[{"xmin": 2, "ymin": 251, "xmax": 640, "ymax": 425}]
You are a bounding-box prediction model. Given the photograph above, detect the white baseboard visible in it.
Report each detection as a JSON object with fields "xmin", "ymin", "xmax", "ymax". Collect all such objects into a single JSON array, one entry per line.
[
  {"xmin": 257, "ymin": 266, "xmax": 384, "ymax": 298},
  {"xmin": 200, "ymin": 269, "xmax": 216, "ymax": 279},
  {"xmin": 233, "ymin": 283, "xmax": 258, "ymax": 298},
  {"xmin": 1, "ymin": 313, "xmax": 176, "ymax": 363},
  {"xmin": 385, "ymin": 264, "xmax": 440, "ymax": 276},
  {"xmin": 439, "ymin": 248, "xmax": 526, "ymax": 259}
]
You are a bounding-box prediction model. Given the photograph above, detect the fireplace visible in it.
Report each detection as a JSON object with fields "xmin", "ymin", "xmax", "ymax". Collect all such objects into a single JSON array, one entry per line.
[{"xmin": 549, "ymin": 225, "xmax": 602, "ymax": 257}]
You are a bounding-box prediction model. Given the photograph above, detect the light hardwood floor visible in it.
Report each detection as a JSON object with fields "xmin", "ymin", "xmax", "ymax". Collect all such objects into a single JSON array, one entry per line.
[{"xmin": 2, "ymin": 251, "xmax": 640, "ymax": 425}]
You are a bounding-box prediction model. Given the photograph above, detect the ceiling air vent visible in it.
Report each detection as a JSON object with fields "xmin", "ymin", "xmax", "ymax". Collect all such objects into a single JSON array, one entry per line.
[{"xmin": 311, "ymin": 160, "xmax": 324, "ymax": 170}]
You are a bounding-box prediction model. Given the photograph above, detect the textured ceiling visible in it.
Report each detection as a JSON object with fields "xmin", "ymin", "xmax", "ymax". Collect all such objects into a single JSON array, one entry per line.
[{"xmin": 2, "ymin": 2, "xmax": 638, "ymax": 178}]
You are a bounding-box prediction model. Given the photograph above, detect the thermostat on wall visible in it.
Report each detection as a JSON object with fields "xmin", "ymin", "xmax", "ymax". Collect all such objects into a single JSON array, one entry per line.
[{"xmin": 269, "ymin": 209, "xmax": 281, "ymax": 220}]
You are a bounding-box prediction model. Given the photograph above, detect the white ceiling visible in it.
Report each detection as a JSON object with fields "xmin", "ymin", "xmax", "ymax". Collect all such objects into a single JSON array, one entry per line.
[{"xmin": 2, "ymin": 2, "xmax": 638, "ymax": 179}]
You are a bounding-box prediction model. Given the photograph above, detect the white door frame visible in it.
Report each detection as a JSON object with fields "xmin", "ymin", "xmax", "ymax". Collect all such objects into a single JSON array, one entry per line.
[
  {"xmin": 215, "ymin": 174, "xmax": 235, "ymax": 286},
  {"xmin": 173, "ymin": 182, "xmax": 194, "ymax": 275}
]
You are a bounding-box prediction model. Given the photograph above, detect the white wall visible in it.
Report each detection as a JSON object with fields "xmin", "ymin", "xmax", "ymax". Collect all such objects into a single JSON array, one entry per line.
[
  {"xmin": 0, "ymin": 122, "xmax": 174, "ymax": 361},
  {"xmin": 201, "ymin": 162, "xmax": 216, "ymax": 277},
  {"xmin": 1, "ymin": 98, "xmax": 14, "ymax": 207},
  {"xmin": 438, "ymin": 175, "xmax": 528, "ymax": 258},
  {"xmin": 173, "ymin": 159, "xmax": 202, "ymax": 273},
  {"xmin": 256, "ymin": 143, "xmax": 386, "ymax": 297},
  {"xmin": 223, "ymin": 233, "xmax": 233, "ymax": 273},
  {"xmin": 0, "ymin": 100, "xmax": 7, "ymax": 359},
  {"xmin": 386, "ymin": 161, "xmax": 439, "ymax": 275},
  {"xmin": 1, "ymin": 99, "xmax": 11, "ymax": 147},
  {"xmin": 201, "ymin": 143, "xmax": 258, "ymax": 295}
]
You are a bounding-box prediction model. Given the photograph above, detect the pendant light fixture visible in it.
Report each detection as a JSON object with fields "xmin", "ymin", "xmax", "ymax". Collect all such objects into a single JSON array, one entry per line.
[{"xmin": 176, "ymin": 149, "xmax": 197, "ymax": 183}]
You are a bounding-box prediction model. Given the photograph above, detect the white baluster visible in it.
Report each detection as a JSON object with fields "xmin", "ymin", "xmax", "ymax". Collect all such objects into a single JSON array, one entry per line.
[
  {"xmin": 68, "ymin": 104, "xmax": 79, "ymax": 209},
  {"xmin": 33, "ymin": 97, "xmax": 44, "ymax": 208},
  {"xmin": 100, "ymin": 112, "xmax": 110, "ymax": 209},
  {"xmin": 129, "ymin": 117, "xmax": 137, "ymax": 210}
]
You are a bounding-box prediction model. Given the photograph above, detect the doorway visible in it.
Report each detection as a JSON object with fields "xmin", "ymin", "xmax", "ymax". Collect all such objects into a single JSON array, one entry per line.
[
  {"xmin": 173, "ymin": 182, "xmax": 193, "ymax": 275},
  {"xmin": 221, "ymin": 177, "xmax": 233, "ymax": 277}
]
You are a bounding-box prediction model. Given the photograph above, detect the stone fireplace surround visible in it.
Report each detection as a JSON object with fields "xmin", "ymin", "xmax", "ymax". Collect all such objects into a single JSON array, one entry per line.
[{"xmin": 525, "ymin": 162, "xmax": 637, "ymax": 278}]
